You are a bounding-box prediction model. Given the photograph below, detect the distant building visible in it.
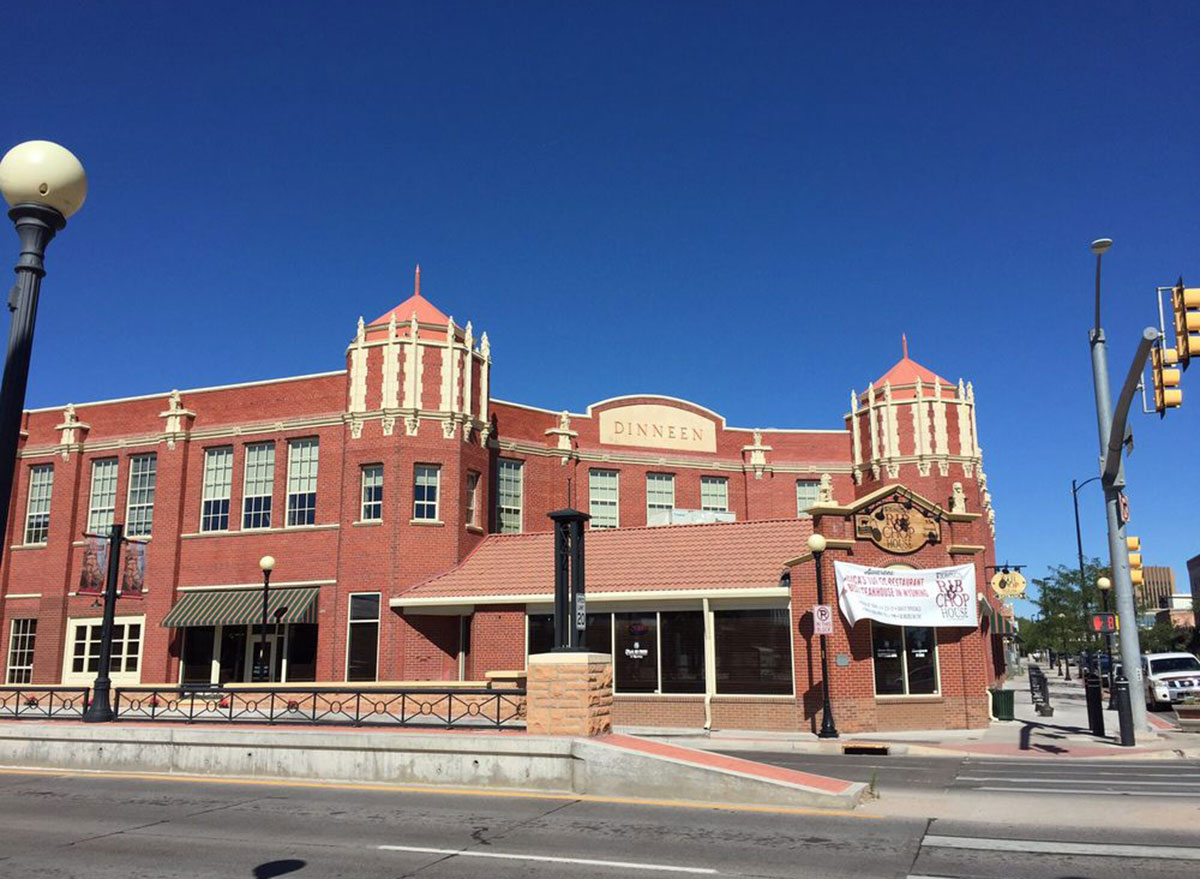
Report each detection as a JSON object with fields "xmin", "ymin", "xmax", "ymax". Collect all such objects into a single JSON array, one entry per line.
[
  {"xmin": 1188, "ymin": 555, "xmax": 1200, "ymax": 630},
  {"xmin": 1154, "ymin": 595, "xmax": 1195, "ymax": 630},
  {"xmin": 1139, "ymin": 565, "xmax": 1176, "ymax": 610}
]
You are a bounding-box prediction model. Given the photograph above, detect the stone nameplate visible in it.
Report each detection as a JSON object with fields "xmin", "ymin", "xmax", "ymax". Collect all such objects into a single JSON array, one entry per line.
[{"xmin": 598, "ymin": 404, "xmax": 717, "ymax": 453}]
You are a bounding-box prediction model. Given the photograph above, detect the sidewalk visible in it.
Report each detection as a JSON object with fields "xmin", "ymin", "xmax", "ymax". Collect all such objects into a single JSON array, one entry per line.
[{"xmin": 625, "ymin": 670, "xmax": 1200, "ymax": 760}]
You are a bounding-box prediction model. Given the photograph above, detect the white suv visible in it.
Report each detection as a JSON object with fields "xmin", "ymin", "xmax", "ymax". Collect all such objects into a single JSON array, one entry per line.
[{"xmin": 1141, "ymin": 653, "xmax": 1200, "ymax": 709}]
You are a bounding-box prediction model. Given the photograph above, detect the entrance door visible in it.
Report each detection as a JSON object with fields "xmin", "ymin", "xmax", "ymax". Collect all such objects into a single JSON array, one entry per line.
[{"xmin": 247, "ymin": 628, "xmax": 286, "ymax": 683}]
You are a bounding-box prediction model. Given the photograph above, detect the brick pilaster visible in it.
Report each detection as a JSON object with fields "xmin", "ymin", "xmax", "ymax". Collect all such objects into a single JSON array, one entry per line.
[{"xmin": 526, "ymin": 652, "xmax": 612, "ymax": 736}]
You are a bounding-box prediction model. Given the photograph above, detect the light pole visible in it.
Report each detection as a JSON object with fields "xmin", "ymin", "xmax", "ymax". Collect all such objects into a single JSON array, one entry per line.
[
  {"xmin": 258, "ymin": 555, "xmax": 275, "ymax": 682},
  {"xmin": 808, "ymin": 533, "xmax": 838, "ymax": 738},
  {"xmin": 1098, "ymin": 576, "xmax": 1117, "ymax": 709},
  {"xmin": 1072, "ymin": 476, "xmax": 1100, "ymax": 646},
  {"xmin": 0, "ymin": 142, "xmax": 86, "ymax": 565},
  {"xmin": 1086, "ymin": 237, "xmax": 1148, "ymax": 738}
]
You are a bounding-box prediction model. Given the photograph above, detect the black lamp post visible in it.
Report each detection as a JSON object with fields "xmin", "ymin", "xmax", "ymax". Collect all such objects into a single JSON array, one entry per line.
[
  {"xmin": 258, "ymin": 555, "xmax": 275, "ymax": 682},
  {"xmin": 81, "ymin": 523, "xmax": 123, "ymax": 722},
  {"xmin": 0, "ymin": 141, "xmax": 86, "ymax": 565},
  {"xmin": 808, "ymin": 533, "xmax": 838, "ymax": 739},
  {"xmin": 1097, "ymin": 576, "xmax": 1117, "ymax": 709}
]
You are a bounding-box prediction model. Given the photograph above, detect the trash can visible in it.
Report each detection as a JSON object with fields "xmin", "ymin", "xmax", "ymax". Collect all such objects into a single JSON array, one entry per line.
[{"xmin": 990, "ymin": 687, "xmax": 1015, "ymax": 721}]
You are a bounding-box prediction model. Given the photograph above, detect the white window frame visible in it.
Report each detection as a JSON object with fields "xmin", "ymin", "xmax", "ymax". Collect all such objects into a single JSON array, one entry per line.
[
  {"xmin": 345, "ymin": 592, "xmax": 382, "ymax": 682},
  {"xmin": 700, "ymin": 475, "xmax": 729, "ymax": 512},
  {"xmin": 796, "ymin": 479, "xmax": 820, "ymax": 518},
  {"xmin": 125, "ymin": 454, "xmax": 157, "ymax": 537},
  {"xmin": 61, "ymin": 615, "xmax": 145, "ymax": 686},
  {"xmin": 496, "ymin": 459, "xmax": 524, "ymax": 534},
  {"xmin": 465, "ymin": 471, "xmax": 480, "ymax": 528},
  {"xmin": 285, "ymin": 438, "xmax": 319, "ymax": 527},
  {"xmin": 413, "ymin": 464, "xmax": 440, "ymax": 521},
  {"xmin": 200, "ymin": 446, "xmax": 234, "ymax": 532},
  {"xmin": 360, "ymin": 464, "xmax": 383, "ymax": 522},
  {"xmin": 646, "ymin": 473, "xmax": 675, "ymax": 523},
  {"xmin": 242, "ymin": 442, "xmax": 276, "ymax": 530},
  {"xmin": 588, "ymin": 469, "xmax": 619, "ymax": 529},
  {"xmin": 23, "ymin": 464, "xmax": 53, "ymax": 545},
  {"xmin": 86, "ymin": 458, "xmax": 119, "ymax": 534},
  {"xmin": 6, "ymin": 618, "xmax": 37, "ymax": 684}
]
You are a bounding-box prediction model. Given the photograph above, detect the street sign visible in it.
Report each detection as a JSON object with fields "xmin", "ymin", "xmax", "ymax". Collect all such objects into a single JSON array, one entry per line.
[
  {"xmin": 813, "ymin": 604, "xmax": 834, "ymax": 635},
  {"xmin": 574, "ymin": 593, "xmax": 587, "ymax": 631},
  {"xmin": 1091, "ymin": 613, "xmax": 1118, "ymax": 634}
]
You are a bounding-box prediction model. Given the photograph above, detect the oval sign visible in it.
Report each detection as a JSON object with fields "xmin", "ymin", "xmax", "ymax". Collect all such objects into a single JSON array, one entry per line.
[{"xmin": 990, "ymin": 570, "xmax": 1026, "ymax": 598}]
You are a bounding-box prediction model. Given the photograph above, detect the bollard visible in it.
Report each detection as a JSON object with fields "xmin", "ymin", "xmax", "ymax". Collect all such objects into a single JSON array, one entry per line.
[
  {"xmin": 1035, "ymin": 669, "xmax": 1054, "ymax": 717},
  {"xmin": 1085, "ymin": 672, "xmax": 1105, "ymax": 738},
  {"xmin": 1113, "ymin": 674, "xmax": 1135, "ymax": 747}
]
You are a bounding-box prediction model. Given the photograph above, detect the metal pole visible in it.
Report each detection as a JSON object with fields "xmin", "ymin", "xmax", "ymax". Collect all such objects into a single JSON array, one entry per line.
[
  {"xmin": 813, "ymin": 549, "xmax": 838, "ymax": 738},
  {"xmin": 1101, "ymin": 588, "xmax": 1117, "ymax": 709},
  {"xmin": 0, "ymin": 204, "xmax": 65, "ymax": 568},
  {"xmin": 570, "ymin": 516, "xmax": 586, "ymax": 651},
  {"xmin": 259, "ymin": 567, "xmax": 271, "ymax": 682},
  {"xmin": 82, "ymin": 523, "xmax": 123, "ymax": 722}
]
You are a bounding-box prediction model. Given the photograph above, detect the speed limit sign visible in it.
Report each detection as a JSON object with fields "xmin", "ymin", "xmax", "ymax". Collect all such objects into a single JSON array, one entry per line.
[{"xmin": 813, "ymin": 604, "xmax": 834, "ymax": 635}]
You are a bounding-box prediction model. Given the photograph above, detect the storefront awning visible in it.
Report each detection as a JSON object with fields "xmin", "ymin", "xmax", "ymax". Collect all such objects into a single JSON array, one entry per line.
[{"xmin": 162, "ymin": 587, "xmax": 319, "ymax": 628}]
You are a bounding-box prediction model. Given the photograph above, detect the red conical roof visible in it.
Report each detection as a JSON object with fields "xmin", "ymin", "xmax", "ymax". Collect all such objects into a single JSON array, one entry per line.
[
  {"xmin": 370, "ymin": 265, "xmax": 450, "ymax": 328},
  {"xmin": 871, "ymin": 335, "xmax": 955, "ymax": 398}
]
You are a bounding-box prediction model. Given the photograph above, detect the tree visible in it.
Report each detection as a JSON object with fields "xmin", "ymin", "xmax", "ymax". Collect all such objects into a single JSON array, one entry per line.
[{"xmin": 1029, "ymin": 557, "xmax": 1110, "ymax": 654}]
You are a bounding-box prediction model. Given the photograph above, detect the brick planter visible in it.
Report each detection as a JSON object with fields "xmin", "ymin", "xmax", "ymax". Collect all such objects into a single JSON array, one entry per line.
[{"xmin": 526, "ymin": 652, "xmax": 613, "ymax": 737}]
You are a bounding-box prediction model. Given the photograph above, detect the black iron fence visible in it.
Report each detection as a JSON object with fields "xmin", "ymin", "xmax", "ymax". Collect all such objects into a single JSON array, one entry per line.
[
  {"xmin": 112, "ymin": 686, "xmax": 527, "ymax": 730},
  {"xmin": 0, "ymin": 686, "xmax": 90, "ymax": 720}
]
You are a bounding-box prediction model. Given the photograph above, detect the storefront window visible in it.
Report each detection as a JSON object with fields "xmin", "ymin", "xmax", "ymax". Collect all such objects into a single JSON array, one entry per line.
[
  {"xmin": 614, "ymin": 613, "xmax": 657, "ymax": 693},
  {"xmin": 287, "ymin": 624, "xmax": 318, "ymax": 682},
  {"xmin": 182, "ymin": 626, "xmax": 215, "ymax": 685},
  {"xmin": 713, "ymin": 609, "xmax": 792, "ymax": 695},
  {"xmin": 346, "ymin": 593, "xmax": 380, "ymax": 681},
  {"xmin": 872, "ymin": 623, "xmax": 939, "ymax": 696},
  {"xmin": 660, "ymin": 612, "xmax": 705, "ymax": 693},
  {"xmin": 218, "ymin": 626, "xmax": 246, "ymax": 684},
  {"xmin": 527, "ymin": 613, "xmax": 611, "ymax": 657}
]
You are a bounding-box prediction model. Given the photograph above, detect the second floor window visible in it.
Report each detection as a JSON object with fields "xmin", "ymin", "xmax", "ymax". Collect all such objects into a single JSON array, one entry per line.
[
  {"xmin": 23, "ymin": 465, "xmax": 53, "ymax": 544},
  {"xmin": 361, "ymin": 465, "xmax": 383, "ymax": 521},
  {"xmin": 646, "ymin": 473, "xmax": 675, "ymax": 523},
  {"xmin": 86, "ymin": 458, "xmax": 118, "ymax": 533},
  {"xmin": 796, "ymin": 480, "xmax": 820, "ymax": 518},
  {"xmin": 200, "ymin": 447, "xmax": 233, "ymax": 532},
  {"xmin": 465, "ymin": 471, "xmax": 480, "ymax": 528},
  {"xmin": 496, "ymin": 460, "xmax": 523, "ymax": 533},
  {"xmin": 286, "ymin": 439, "xmax": 319, "ymax": 526},
  {"xmin": 243, "ymin": 442, "xmax": 275, "ymax": 529},
  {"xmin": 589, "ymin": 469, "xmax": 619, "ymax": 529},
  {"xmin": 125, "ymin": 454, "xmax": 157, "ymax": 537},
  {"xmin": 413, "ymin": 465, "xmax": 440, "ymax": 521},
  {"xmin": 700, "ymin": 476, "xmax": 729, "ymax": 512}
]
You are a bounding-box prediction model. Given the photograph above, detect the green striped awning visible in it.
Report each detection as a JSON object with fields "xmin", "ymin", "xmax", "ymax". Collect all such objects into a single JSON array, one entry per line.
[{"xmin": 162, "ymin": 587, "xmax": 319, "ymax": 628}]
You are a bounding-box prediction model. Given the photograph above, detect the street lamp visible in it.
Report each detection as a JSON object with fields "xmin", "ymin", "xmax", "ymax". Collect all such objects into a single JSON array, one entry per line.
[
  {"xmin": 258, "ymin": 555, "xmax": 275, "ymax": 683},
  {"xmin": 0, "ymin": 141, "xmax": 86, "ymax": 566},
  {"xmin": 807, "ymin": 533, "xmax": 838, "ymax": 739}
]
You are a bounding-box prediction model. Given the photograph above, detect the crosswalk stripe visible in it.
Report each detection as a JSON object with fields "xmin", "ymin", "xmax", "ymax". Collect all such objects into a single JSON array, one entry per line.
[
  {"xmin": 958, "ymin": 776, "xmax": 1200, "ymax": 786},
  {"xmin": 971, "ymin": 785, "xmax": 1200, "ymax": 797},
  {"xmin": 922, "ymin": 835, "xmax": 1200, "ymax": 860}
]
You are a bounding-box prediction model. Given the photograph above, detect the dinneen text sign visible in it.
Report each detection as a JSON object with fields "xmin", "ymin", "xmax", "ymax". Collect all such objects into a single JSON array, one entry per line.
[{"xmin": 598, "ymin": 404, "xmax": 717, "ymax": 453}]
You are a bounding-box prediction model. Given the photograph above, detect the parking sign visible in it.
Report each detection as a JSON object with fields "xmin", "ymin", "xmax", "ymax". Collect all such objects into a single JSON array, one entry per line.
[{"xmin": 814, "ymin": 604, "xmax": 833, "ymax": 635}]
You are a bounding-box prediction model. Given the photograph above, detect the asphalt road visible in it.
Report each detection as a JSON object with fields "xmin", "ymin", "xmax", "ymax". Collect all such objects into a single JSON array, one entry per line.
[{"xmin": 0, "ymin": 768, "xmax": 1198, "ymax": 879}]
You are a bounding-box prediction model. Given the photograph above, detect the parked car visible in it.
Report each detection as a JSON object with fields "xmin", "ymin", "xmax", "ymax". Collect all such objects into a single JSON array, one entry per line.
[{"xmin": 1141, "ymin": 653, "xmax": 1200, "ymax": 710}]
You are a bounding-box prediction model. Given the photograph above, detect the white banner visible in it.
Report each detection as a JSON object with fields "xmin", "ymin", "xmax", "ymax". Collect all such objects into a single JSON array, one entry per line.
[{"xmin": 834, "ymin": 561, "xmax": 978, "ymax": 628}]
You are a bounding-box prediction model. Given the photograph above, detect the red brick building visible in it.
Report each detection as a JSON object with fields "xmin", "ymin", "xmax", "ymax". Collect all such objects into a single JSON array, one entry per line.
[{"xmin": 0, "ymin": 275, "xmax": 1005, "ymax": 733}]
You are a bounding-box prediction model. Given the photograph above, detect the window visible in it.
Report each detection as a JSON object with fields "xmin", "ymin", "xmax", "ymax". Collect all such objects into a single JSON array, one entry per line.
[
  {"xmin": 659, "ymin": 612, "xmax": 706, "ymax": 693},
  {"xmin": 181, "ymin": 626, "xmax": 216, "ymax": 686},
  {"xmin": 615, "ymin": 613, "xmax": 659, "ymax": 692},
  {"xmin": 714, "ymin": 609, "xmax": 793, "ymax": 695},
  {"xmin": 285, "ymin": 439, "xmax": 318, "ymax": 526},
  {"xmin": 414, "ymin": 465, "xmax": 440, "ymax": 521},
  {"xmin": 872, "ymin": 624, "xmax": 939, "ymax": 696},
  {"xmin": 589, "ymin": 469, "xmax": 619, "ymax": 529},
  {"xmin": 527, "ymin": 613, "xmax": 611, "ymax": 658},
  {"xmin": 700, "ymin": 476, "xmax": 728, "ymax": 512},
  {"xmin": 67, "ymin": 618, "xmax": 142, "ymax": 680},
  {"xmin": 360, "ymin": 465, "xmax": 383, "ymax": 521},
  {"xmin": 23, "ymin": 465, "xmax": 53, "ymax": 544},
  {"xmin": 346, "ymin": 593, "xmax": 380, "ymax": 681},
  {"xmin": 243, "ymin": 442, "xmax": 275, "ymax": 529},
  {"xmin": 496, "ymin": 460, "xmax": 523, "ymax": 533},
  {"xmin": 6, "ymin": 619, "xmax": 36, "ymax": 684},
  {"xmin": 200, "ymin": 447, "xmax": 233, "ymax": 532},
  {"xmin": 125, "ymin": 454, "xmax": 157, "ymax": 537},
  {"xmin": 796, "ymin": 480, "xmax": 820, "ymax": 518},
  {"xmin": 465, "ymin": 471, "xmax": 480, "ymax": 528},
  {"xmin": 646, "ymin": 473, "xmax": 675, "ymax": 524},
  {"xmin": 86, "ymin": 459, "xmax": 119, "ymax": 533}
]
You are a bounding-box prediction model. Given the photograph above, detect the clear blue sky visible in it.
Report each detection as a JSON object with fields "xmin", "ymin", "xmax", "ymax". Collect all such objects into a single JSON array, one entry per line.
[{"xmin": 5, "ymin": 2, "xmax": 1199, "ymax": 614}]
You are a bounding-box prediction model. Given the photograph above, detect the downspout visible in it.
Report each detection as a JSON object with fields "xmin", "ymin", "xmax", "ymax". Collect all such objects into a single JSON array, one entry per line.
[{"xmin": 703, "ymin": 597, "xmax": 715, "ymax": 730}]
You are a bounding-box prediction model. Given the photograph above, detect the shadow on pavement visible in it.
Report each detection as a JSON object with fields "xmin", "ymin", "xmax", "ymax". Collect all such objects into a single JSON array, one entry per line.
[{"xmin": 253, "ymin": 860, "xmax": 306, "ymax": 878}]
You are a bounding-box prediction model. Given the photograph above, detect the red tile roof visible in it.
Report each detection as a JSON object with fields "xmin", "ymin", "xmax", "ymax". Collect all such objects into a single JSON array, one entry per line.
[{"xmin": 396, "ymin": 518, "xmax": 812, "ymax": 601}]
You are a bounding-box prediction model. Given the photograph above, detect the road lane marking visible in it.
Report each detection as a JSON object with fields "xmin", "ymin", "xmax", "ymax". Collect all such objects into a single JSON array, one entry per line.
[
  {"xmin": 959, "ymin": 776, "xmax": 1200, "ymax": 786},
  {"xmin": 378, "ymin": 844, "xmax": 718, "ymax": 874},
  {"xmin": 0, "ymin": 766, "xmax": 875, "ymax": 819},
  {"xmin": 971, "ymin": 785, "xmax": 1200, "ymax": 797},
  {"xmin": 923, "ymin": 835, "xmax": 1200, "ymax": 860}
]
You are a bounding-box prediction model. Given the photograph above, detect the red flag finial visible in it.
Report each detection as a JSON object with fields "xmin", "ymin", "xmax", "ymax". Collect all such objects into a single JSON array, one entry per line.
[
  {"xmin": 902, "ymin": 332, "xmax": 908, "ymax": 359},
  {"xmin": 415, "ymin": 264, "xmax": 421, "ymax": 298}
]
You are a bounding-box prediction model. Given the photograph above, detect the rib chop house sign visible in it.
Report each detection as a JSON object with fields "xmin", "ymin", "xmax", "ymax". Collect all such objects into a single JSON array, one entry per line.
[
  {"xmin": 834, "ymin": 561, "xmax": 978, "ymax": 627},
  {"xmin": 598, "ymin": 404, "xmax": 717, "ymax": 453}
]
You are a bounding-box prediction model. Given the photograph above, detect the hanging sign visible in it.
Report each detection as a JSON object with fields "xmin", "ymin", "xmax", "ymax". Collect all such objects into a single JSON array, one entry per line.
[
  {"xmin": 77, "ymin": 534, "xmax": 108, "ymax": 596},
  {"xmin": 990, "ymin": 570, "xmax": 1026, "ymax": 598},
  {"xmin": 833, "ymin": 561, "xmax": 978, "ymax": 628},
  {"xmin": 813, "ymin": 604, "xmax": 834, "ymax": 635},
  {"xmin": 120, "ymin": 539, "xmax": 147, "ymax": 599}
]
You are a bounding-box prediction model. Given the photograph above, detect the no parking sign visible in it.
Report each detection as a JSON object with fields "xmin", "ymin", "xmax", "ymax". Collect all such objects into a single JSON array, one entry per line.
[{"xmin": 813, "ymin": 604, "xmax": 834, "ymax": 635}]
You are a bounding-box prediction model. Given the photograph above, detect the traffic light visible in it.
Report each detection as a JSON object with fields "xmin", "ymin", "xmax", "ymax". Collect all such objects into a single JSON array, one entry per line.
[
  {"xmin": 1171, "ymin": 278, "xmax": 1200, "ymax": 370},
  {"xmin": 1126, "ymin": 535, "xmax": 1143, "ymax": 587},
  {"xmin": 1151, "ymin": 346, "xmax": 1183, "ymax": 414}
]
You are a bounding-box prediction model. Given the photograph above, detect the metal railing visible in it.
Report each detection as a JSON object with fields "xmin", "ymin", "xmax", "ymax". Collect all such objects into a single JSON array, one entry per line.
[
  {"xmin": 0, "ymin": 686, "xmax": 90, "ymax": 720},
  {"xmin": 112, "ymin": 686, "xmax": 527, "ymax": 730}
]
